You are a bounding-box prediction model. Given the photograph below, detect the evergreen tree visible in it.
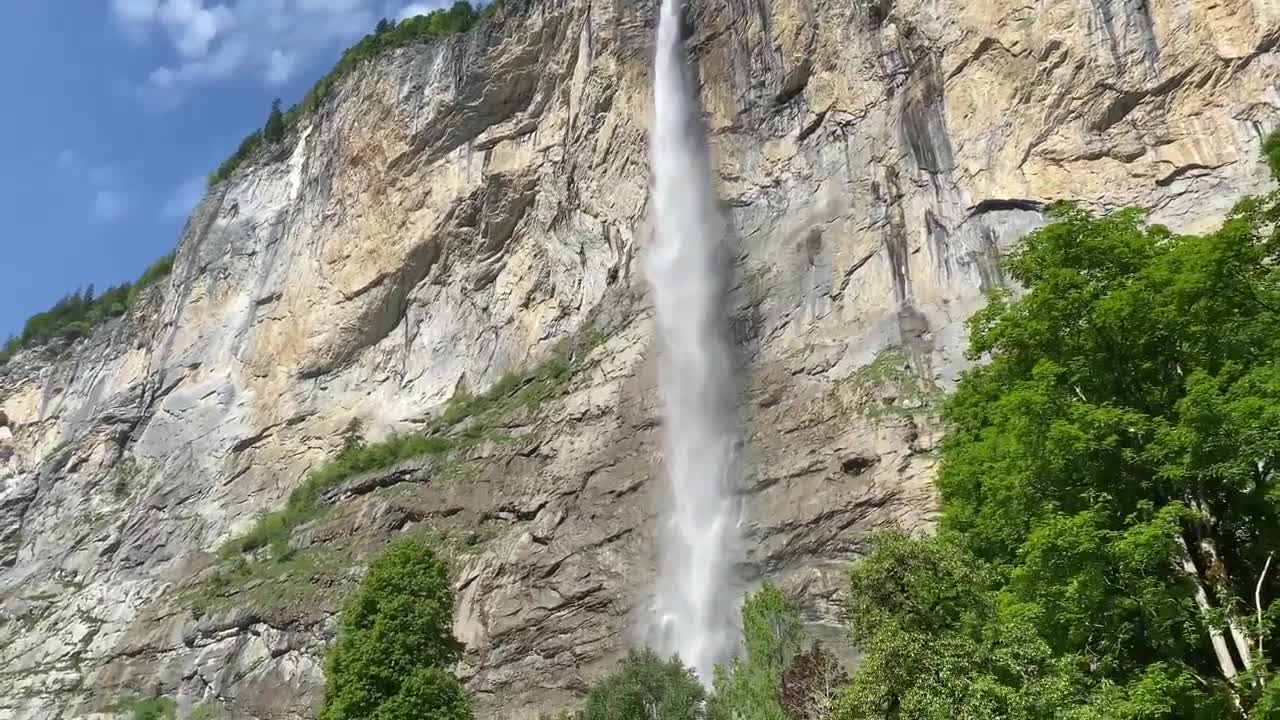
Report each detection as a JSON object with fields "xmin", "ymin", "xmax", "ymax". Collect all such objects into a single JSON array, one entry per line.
[{"xmin": 263, "ymin": 98, "xmax": 285, "ymax": 144}]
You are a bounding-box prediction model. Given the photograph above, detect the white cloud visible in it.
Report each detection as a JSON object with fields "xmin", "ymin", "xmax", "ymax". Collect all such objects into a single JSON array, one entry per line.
[
  {"xmin": 159, "ymin": 0, "xmax": 236, "ymax": 59},
  {"xmin": 264, "ymin": 49, "xmax": 298, "ymax": 86},
  {"xmin": 57, "ymin": 150, "xmax": 133, "ymax": 223},
  {"xmin": 112, "ymin": 1, "xmax": 449, "ymax": 111},
  {"xmin": 93, "ymin": 190, "xmax": 129, "ymax": 222},
  {"xmin": 138, "ymin": 36, "xmax": 250, "ymax": 110},
  {"xmin": 161, "ymin": 176, "xmax": 208, "ymax": 220},
  {"xmin": 111, "ymin": 0, "xmax": 161, "ymax": 40},
  {"xmin": 398, "ymin": 3, "xmax": 438, "ymax": 20}
]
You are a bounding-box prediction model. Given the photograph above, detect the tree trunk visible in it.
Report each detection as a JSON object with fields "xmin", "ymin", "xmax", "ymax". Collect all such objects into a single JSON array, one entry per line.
[
  {"xmin": 1259, "ymin": 553, "xmax": 1275, "ymax": 660},
  {"xmin": 1191, "ymin": 500, "xmax": 1254, "ymax": 669},
  {"xmin": 1176, "ymin": 535, "xmax": 1240, "ymax": 680}
]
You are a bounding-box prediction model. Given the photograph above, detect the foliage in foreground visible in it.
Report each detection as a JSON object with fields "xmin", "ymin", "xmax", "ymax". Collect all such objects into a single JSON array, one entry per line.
[
  {"xmin": 1, "ymin": 253, "xmax": 174, "ymax": 366},
  {"xmin": 708, "ymin": 584, "xmax": 805, "ymax": 720},
  {"xmin": 582, "ymin": 649, "xmax": 706, "ymax": 720},
  {"xmin": 577, "ymin": 585, "xmax": 824, "ymax": 720},
  {"xmin": 569, "ymin": 159, "xmax": 1280, "ymax": 720},
  {"xmin": 320, "ymin": 538, "xmax": 471, "ymax": 720},
  {"xmin": 836, "ymin": 192, "xmax": 1280, "ymax": 718}
]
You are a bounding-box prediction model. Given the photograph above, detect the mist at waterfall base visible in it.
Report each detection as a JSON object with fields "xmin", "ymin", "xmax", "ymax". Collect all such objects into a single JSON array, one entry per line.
[{"xmin": 645, "ymin": 0, "xmax": 743, "ymax": 686}]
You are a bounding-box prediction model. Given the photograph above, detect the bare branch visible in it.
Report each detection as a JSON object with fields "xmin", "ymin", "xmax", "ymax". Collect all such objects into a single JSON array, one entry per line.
[{"xmin": 1258, "ymin": 552, "xmax": 1275, "ymax": 660}]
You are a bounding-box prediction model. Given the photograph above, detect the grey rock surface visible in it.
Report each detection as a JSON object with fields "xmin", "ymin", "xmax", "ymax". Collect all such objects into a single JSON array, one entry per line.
[{"xmin": 1, "ymin": 0, "xmax": 1277, "ymax": 717}]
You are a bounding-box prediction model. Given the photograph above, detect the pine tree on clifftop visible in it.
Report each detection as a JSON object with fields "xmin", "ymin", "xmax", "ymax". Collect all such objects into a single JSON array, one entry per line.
[{"xmin": 263, "ymin": 98, "xmax": 285, "ymax": 144}]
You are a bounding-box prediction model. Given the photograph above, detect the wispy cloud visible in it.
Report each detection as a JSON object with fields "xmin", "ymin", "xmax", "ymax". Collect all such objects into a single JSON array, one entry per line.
[
  {"xmin": 110, "ymin": 1, "xmax": 453, "ymax": 111},
  {"xmin": 94, "ymin": 190, "xmax": 130, "ymax": 222},
  {"xmin": 161, "ymin": 176, "xmax": 208, "ymax": 220},
  {"xmin": 398, "ymin": 3, "xmax": 438, "ymax": 20},
  {"xmin": 58, "ymin": 150, "xmax": 133, "ymax": 223}
]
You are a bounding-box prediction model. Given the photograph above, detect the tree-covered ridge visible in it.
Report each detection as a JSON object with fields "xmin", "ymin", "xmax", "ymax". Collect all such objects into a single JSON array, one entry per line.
[
  {"xmin": 0, "ymin": 253, "xmax": 174, "ymax": 367},
  {"xmin": 207, "ymin": 1, "xmax": 500, "ymax": 187}
]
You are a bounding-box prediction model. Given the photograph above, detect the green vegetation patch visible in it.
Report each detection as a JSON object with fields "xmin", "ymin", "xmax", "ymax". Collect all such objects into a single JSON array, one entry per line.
[
  {"xmin": 1265, "ymin": 127, "xmax": 1280, "ymax": 182},
  {"xmin": 109, "ymin": 697, "xmax": 177, "ymax": 720},
  {"xmin": 845, "ymin": 347, "xmax": 942, "ymax": 420},
  {"xmin": 188, "ymin": 705, "xmax": 222, "ymax": 720},
  {"xmin": 187, "ymin": 520, "xmax": 491, "ymax": 615},
  {"xmin": 319, "ymin": 538, "xmax": 472, "ymax": 720},
  {"xmin": 217, "ymin": 327, "xmax": 603, "ymax": 572},
  {"xmin": 108, "ymin": 697, "xmax": 220, "ymax": 720},
  {"xmin": 188, "ymin": 535, "xmax": 362, "ymax": 614},
  {"xmin": 219, "ymin": 433, "xmax": 459, "ymax": 562}
]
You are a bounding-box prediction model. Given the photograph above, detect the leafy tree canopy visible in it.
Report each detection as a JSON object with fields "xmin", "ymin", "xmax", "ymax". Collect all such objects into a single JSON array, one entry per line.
[
  {"xmin": 320, "ymin": 538, "xmax": 471, "ymax": 720},
  {"xmin": 582, "ymin": 648, "xmax": 705, "ymax": 720},
  {"xmin": 708, "ymin": 584, "xmax": 806, "ymax": 720},
  {"xmin": 837, "ymin": 186, "xmax": 1280, "ymax": 718}
]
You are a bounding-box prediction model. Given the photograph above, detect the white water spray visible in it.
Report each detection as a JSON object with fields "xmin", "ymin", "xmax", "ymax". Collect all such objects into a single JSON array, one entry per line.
[{"xmin": 646, "ymin": 0, "xmax": 741, "ymax": 685}]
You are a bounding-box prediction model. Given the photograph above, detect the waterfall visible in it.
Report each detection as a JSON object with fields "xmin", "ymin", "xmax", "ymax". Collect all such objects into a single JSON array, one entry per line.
[{"xmin": 646, "ymin": 0, "xmax": 742, "ymax": 685}]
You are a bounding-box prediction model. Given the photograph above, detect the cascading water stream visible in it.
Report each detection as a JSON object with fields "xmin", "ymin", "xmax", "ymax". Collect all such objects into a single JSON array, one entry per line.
[{"xmin": 646, "ymin": 0, "xmax": 742, "ymax": 685}]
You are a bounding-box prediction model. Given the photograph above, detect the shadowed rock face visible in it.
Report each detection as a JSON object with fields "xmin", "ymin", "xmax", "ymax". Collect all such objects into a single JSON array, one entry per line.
[{"xmin": 1, "ymin": 0, "xmax": 1276, "ymax": 717}]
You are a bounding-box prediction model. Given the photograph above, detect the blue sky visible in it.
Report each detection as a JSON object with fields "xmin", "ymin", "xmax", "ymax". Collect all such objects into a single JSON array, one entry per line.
[{"xmin": 0, "ymin": 0, "xmax": 452, "ymax": 340}]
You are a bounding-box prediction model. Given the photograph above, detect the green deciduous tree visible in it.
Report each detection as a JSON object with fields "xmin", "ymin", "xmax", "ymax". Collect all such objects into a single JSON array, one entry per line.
[
  {"xmin": 320, "ymin": 539, "xmax": 471, "ymax": 720},
  {"xmin": 708, "ymin": 584, "xmax": 805, "ymax": 720},
  {"xmin": 838, "ymin": 185, "xmax": 1280, "ymax": 718},
  {"xmin": 369, "ymin": 666, "xmax": 472, "ymax": 720},
  {"xmin": 582, "ymin": 648, "xmax": 705, "ymax": 720}
]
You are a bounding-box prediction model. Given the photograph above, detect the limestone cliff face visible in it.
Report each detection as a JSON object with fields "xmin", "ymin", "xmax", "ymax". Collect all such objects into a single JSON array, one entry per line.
[{"xmin": 1, "ymin": 0, "xmax": 1276, "ymax": 718}]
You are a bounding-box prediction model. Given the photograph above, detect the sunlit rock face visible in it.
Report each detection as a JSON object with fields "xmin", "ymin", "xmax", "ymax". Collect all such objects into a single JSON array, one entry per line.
[{"xmin": 1, "ymin": 0, "xmax": 1276, "ymax": 717}]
